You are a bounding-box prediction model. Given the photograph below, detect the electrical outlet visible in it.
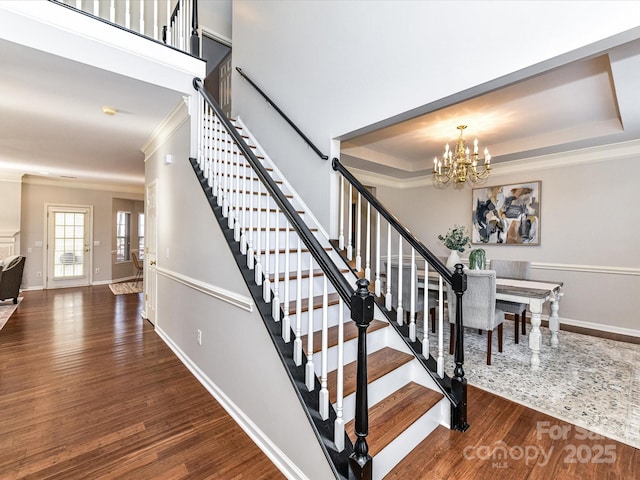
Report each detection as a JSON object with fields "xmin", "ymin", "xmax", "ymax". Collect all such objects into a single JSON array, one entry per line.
[
  {"xmin": 196, "ymin": 329, "xmax": 202, "ymax": 346},
  {"xmin": 95, "ymin": 267, "xmax": 101, "ymax": 274},
  {"xmin": 36, "ymin": 271, "xmax": 42, "ymax": 278}
]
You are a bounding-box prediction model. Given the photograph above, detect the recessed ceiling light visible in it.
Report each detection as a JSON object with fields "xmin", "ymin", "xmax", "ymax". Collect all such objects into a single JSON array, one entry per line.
[
  {"xmin": 102, "ymin": 106, "xmax": 117, "ymax": 116},
  {"xmin": 39, "ymin": 171, "xmax": 49, "ymax": 175}
]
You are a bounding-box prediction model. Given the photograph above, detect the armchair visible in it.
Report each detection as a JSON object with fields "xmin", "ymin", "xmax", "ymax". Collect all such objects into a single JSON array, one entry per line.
[
  {"xmin": 447, "ymin": 269, "xmax": 505, "ymax": 365},
  {"xmin": 0, "ymin": 255, "xmax": 26, "ymax": 304},
  {"xmin": 489, "ymin": 259, "xmax": 531, "ymax": 344}
]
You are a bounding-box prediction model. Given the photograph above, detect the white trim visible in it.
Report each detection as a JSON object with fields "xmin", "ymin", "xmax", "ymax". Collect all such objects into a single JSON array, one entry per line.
[
  {"xmin": 156, "ymin": 266, "xmax": 254, "ymax": 312},
  {"xmin": 557, "ymin": 316, "xmax": 640, "ymax": 339},
  {"xmin": 154, "ymin": 326, "xmax": 309, "ymax": 480},
  {"xmin": 91, "ymin": 279, "xmax": 114, "ymax": 286},
  {"xmin": 346, "ymin": 138, "xmax": 640, "ymax": 190},
  {"xmin": 201, "ymin": 26, "xmax": 232, "ymax": 47},
  {"xmin": 141, "ymin": 98, "xmax": 190, "ymax": 158},
  {"xmin": 0, "ymin": 171, "xmax": 23, "ymax": 182},
  {"xmin": 531, "ymin": 261, "xmax": 640, "ymax": 277}
]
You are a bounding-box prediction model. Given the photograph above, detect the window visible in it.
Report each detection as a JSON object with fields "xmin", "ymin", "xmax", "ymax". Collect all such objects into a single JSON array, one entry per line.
[
  {"xmin": 116, "ymin": 211, "xmax": 131, "ymax": 263},
  {"xmin": 53, "ymin": 211, "xmax": 86, "ymax": 278},
  {"xmin": 138, "ymin": 213, "xmax": 145, "ymax": 260}
]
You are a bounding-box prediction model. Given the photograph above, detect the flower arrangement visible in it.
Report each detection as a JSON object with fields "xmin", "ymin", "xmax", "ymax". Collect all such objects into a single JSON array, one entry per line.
[{"xmin": 438, "ymin": 225, "xmax": 471, "ymax": 253}]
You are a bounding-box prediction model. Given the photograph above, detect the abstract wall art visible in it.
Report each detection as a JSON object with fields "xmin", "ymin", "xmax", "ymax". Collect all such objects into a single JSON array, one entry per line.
[{"xmin": 471, "ymin": 181, "xmax": 541, "ymax": 245}]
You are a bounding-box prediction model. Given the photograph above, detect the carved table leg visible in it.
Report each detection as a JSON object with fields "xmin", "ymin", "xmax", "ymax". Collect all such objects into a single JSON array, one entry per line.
[
  {"xmin": 528, "ymin": 299, "xmax": 543, "ymax": 370},
  {"xmin": 549, "ymin": 293, "xmax": 561, "ymax": 348}
]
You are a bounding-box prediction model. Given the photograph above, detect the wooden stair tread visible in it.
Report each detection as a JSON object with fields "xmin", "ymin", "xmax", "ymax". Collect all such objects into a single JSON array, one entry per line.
[
  {"xmin": 327, "ymin": 347, "xmax": 413, "ymax": 404},
  {"xmin": 302, "ymin": 319, "xmax": 388, "ymax": 355},
  {"xmin": 269, "ymin": 267, "xmax": 347, "ymax": 282},
  {"xmin": 346, "ymin": 382, "xmax": 443, "ymax": 457},
  {"xmin": 283, "ymin": 292, "xmax": 341, "ymax": 314},
  {"xmin": 230, "ymin": 189, "xmax": 293, "ymax": 198}
]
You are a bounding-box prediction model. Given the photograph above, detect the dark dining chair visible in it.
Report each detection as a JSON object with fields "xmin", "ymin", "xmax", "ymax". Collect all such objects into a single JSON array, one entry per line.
[{"xmin": 131, "ymin": 252, "xmax": 143, "ymax": 286}]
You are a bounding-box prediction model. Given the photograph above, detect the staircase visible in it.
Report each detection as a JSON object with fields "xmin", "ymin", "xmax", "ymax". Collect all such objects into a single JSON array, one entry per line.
[{"xmin": 191, "ymin": 80, "xmax": 465, "ymax": 480}]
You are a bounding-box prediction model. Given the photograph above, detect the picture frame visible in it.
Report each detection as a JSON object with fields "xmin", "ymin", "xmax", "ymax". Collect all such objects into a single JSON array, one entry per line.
[{"xmin": 471, "ymin": 180, "xmax": 541, "ymax": 245}]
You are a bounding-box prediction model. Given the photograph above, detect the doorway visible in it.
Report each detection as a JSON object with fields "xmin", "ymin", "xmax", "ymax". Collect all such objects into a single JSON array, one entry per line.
[
  {"xmin": 145, "ymin": 181, "xmax": 158, "ymax": 325},
  {"xmin": 45, "ymin": 204, "xmax": 93, "ymax": 289},
  {"xmin": 202, "ymin": 33, "xmax": 232, "ymax": 117}
]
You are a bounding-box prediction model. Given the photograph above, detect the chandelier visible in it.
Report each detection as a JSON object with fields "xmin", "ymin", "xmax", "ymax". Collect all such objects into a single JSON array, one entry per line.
[{"xmin": 433, "ymin": 125, "xmax": 491, "ymax": 185}]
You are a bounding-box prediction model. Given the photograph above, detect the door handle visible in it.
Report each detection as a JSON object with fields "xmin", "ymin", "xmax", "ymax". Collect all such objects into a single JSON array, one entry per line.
[{"xmin": 150, "ymin": 260, "xmax": 156, "ymax": 266}]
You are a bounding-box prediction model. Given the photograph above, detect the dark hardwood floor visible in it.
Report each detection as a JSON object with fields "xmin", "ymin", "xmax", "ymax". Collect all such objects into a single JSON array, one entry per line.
[
  {"xmin": 1, "ymin": 286, "xmax": 636, "ymax": 479},
  {"xmin": 0, "ymin": 286, "xmax": 285, "ymax": 479}
]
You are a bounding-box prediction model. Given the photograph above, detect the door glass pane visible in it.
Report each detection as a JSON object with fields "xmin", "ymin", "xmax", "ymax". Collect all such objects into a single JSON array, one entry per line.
[{"xmin": 53, "ymin": 211, "xmax": 85, "ymax": 279}]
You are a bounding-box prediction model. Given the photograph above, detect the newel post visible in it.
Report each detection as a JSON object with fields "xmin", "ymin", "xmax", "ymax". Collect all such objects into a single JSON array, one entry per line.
[
  {"xmin": 190, "ymin": 0, "xmax": 199, "ymax": 56},
  {"xmin": 451, "ymin": 264, "xmax": 470, "ymax": 431},
  {"xmin": 349, "ymin": 278, "xmax": 374, "ymax": 480}
]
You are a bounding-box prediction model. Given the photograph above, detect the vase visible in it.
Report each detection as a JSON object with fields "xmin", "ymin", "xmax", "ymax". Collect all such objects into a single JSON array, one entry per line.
[{"xmin": 446, "ymin": 250, "xmax": 461, "ymax": 269}]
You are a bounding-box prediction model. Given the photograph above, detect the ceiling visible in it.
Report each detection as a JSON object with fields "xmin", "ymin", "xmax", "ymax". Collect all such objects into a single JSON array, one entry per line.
[
  {"xmin": 341, "ymin": 37, "xmax": 640, "ymax": 181},
  {"xmin": 0, "ymin": 37, "xmax": 185, "ymax": 186},
  {"xmin": 2, "ymin": 30, "xmax": 640, "ymax": 188}
]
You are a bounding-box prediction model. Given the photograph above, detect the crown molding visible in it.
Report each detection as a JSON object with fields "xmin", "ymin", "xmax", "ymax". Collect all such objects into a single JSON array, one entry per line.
[
  {"xmin": 141, "ymin": 98, "xmax": 190, "ymax": 159},
  {"xmin": 22, "ymin": 175, "xmax": 143, "ymax": 195},
  {"xmin": 0, "ymin": 171, "xmax": 24, "ymax": 182},
  {"xmin": 348, "ymin": 138, "xmax": 640, "ymax": 189}
]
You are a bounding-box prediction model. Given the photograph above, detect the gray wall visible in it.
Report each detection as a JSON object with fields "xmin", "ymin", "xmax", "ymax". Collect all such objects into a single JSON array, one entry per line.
[
  {"xmin": 230, "ymin": 0, "xmax": 640, "ymax": 235},
  {"xmin": 19, "ymin": 178, "xmax": 143, "ymax": 289}
]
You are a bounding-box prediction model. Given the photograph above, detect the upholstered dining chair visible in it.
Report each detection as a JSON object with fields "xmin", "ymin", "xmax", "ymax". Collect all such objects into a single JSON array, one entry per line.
[
  {"xmin": 489, "ymin": 259, "xmax": 531, "ymax": 344},
  {"xmin": 131, "ymin": 252, "xmax": 143, "ymax": 286},
  {"xmin": 447, "ymin": 269, "xmax": 505, "ymax": 365},
  {"xmin": 388, "ymin": 262, "xmax": 437, "ymax": 331}
]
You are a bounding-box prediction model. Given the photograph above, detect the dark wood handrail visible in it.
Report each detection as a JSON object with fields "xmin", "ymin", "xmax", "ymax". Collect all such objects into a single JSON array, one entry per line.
[
  {"xmin": 332, "ymin": 157, "xmax": 453, "ymax": 283},
  {"xmin": 193, "ymin": 77, "xmax": 353, "ymax": 305},
  {"xmin": 235, "ymin": 67, "xmax": 329, "ymax": 161}
]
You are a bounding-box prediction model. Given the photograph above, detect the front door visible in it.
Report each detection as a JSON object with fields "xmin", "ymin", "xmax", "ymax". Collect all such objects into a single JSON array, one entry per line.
[{"xmin": 46, "ymin": 205, "xmax": 92, "ymax": 289}]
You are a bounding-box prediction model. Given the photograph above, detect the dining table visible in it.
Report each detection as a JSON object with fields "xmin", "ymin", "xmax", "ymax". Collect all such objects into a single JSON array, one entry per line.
[{"xmin": 422, "ymin": 270, "xmax": 564, "ymax": 370}]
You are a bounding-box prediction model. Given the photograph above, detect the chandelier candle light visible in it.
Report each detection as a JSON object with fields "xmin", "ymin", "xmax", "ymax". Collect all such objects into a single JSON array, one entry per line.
[{"xmin": 433, "ymin": 125, "xmax": 491, "ymax": 185}]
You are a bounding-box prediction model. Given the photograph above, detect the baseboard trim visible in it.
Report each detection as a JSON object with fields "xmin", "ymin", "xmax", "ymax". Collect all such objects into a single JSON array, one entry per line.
[
  {"xmin": 556, "ymin": 316, "xmax": 640, "ymax": 340},
  {"xmin": 154, "ymin": 326, "xmax": 308, "ymax": 480}
]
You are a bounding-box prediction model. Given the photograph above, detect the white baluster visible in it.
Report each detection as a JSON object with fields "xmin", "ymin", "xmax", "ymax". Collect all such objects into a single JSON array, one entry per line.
[
  {"xmin": 333, "ymin": 298, "xmax": 345, "ymax": 452},
  {"xmin": 293, "ymin": 236, "xmax": 303, "ymax": 366},
  {"xmin": 75, "ymin": 0, "xmax": 81, "ymax": 10},
  {"xmin": 282, "ymin": 221, "xmax": 291, "ymax": 343},
  {"xmin": 385, "ymin": 223, "xmax": 392, "ymax": 310},
  {"xmin": 365, "ymin": 202, "xmax": 371, "ymax": 280},
  {"xmin": 397, "ymin": 237, "xmax": 403, "ymax": 325},
  {"xmin": 338, "ymin": 175, "xmax": 345, "ymax": 250},
  {"xmin": 355, "ymin": 192, "xmax": 362, "ymax": 272},
  {"xmin": 233, "ymin": 151, "xmax": 241, "ymax": 242},
  {"xmin": 110, "ymin": 0, "xmax": 115, "ymax": 23},
  {"xmin": 165, "ymin": 0, "xmax": 171, "ymax": 45},
  {"xmin": 139, "ymin": 0, "xmax": 145, "ymax": 35},
  {"xmin": 93, "ymin": 0, "xmax": 99, "ymax": 16},
  {"xmin": 239, "ymin": 160, "xmax": 248, "ymax": 254},
  {"xmin": 422, "ymin": 258, "xmax": 429, "ymax": 355},
  {"xmin": 272, "ymin": 206, "xmax": 281, "ymax": 320},
  {"xmin": 374, "ymin": 211, "xmax": 381, "ymax": 296},
  {"xmin": 246, "ymin": 167, "xmax": 254, "ymax": 269},
  {"xmin": 305, "ymin": 257, "xmax": 315, "ymax": 391},
  {"xmin": 125, "ymin": 0, "xmax": 131, "ymax": 29},
  {"xmin": 153, "ymin": 0, "xmax": 158, "ymax": 40},
  {"xmin": 263, "ymin": 189, "xmax": 271, "ymax": 302},
  {"xmin": 254, "ymin": 180, "xmax": 263, "ymax": 283},
  {"xmin": 346, "ymin": 183, "xmax": 353, "ymax": 261},
  {"xmin": 319, "ymin": 275, "xmax": 329, "ymax": 420},
  {"xmin": 221, "ymin": 131, "xmax": 229, "ymax": 218},
  {"xmin": 409, "ymin": 248, "xmax": 416, "ymax": 342},
  {"xmin": 437, "ymin": 275, "xmax": 445, "ymax": 378}
]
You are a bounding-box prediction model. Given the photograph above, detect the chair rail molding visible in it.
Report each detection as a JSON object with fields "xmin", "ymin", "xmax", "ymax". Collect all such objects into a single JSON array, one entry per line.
[{"xmin": 156, "ymin": 265, "xmax": 254, "ymax": 312}]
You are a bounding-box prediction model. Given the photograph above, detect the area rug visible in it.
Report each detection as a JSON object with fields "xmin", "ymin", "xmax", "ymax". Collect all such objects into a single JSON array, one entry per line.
[
  {"xmin": 419, "ymin": 317, "xmax": 640, "ymax": 449},
  {"xmin": 0, "ymin": 297, "xmax": 23, "ymax": 331},
  {"xmin": 108, "ymin": 282, "xmax": 143, "ymax": 295}
]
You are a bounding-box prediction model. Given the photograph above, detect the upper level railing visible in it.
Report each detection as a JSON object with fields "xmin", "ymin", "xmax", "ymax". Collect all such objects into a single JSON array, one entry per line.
[{"xmin": 50, "ymin": 0, "xmax": 200, "ymax": 57}]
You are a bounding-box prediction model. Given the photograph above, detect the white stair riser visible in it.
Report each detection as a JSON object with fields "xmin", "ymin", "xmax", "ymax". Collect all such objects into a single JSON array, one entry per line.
[
  {"xmin": 340, "ymin": 361, "xmax": 416, "ymax": 424},
  {"xmin": 372, "ymin": 399, "xmax": 447, "ymax": 480},
  {"xmin": 275, "ymin": 276, "xmax": 339, "ymax": 303},
  {"xmin": 317, "ymin": 327, "xmax": 389, "ymax": 375},
  {"xmin": 284, "ymin": 303, "xmax": 344, "ymax": 336}
]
